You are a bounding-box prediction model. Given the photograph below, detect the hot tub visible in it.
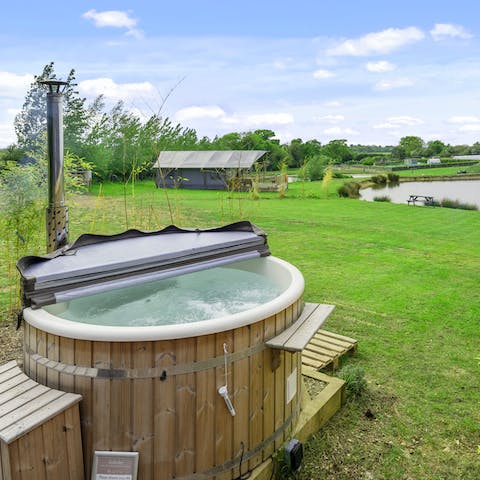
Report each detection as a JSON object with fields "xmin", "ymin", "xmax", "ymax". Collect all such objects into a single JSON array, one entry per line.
[{"xmin": 19, "ymin": 223, "xmax": 305, "ymax": 480}]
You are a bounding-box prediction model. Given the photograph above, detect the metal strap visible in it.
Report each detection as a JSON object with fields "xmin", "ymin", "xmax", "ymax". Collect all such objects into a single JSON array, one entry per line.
[
  {"xmin": 174, "ymin": 398, "xmax": 302, "ymax": 480},
  {"xmin": 25, "ymin": 341, "xmax": 269, "ymax": 379}
]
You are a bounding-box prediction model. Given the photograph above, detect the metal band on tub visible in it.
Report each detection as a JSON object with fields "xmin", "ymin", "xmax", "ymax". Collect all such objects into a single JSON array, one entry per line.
[{"xmin": 25, "ymin": 341, "xmax": 273, "ymax": 379}]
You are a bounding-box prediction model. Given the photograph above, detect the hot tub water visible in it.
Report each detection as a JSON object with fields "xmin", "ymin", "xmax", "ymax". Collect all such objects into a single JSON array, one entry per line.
[{"xmin": 50, "ymin": 266, "xmax": 282, "ymax": 327}]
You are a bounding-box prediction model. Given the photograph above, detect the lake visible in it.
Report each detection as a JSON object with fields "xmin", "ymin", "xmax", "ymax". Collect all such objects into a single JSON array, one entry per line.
[{"xmin": 360, "ymin": 179, "xmax": 480, "ymax": 208}]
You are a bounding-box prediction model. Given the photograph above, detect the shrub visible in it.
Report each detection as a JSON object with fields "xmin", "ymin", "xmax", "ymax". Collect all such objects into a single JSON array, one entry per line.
[
  {"xmin": 440, "ymin": 198, "xmax": 478, "ymax": 210},
  {"xmin": 337, "ymin": 364, "xmax": 368, "ymax": 398},
  {"xmin": 337, "ymin": 182, "xmax": 361, "ymax": 198},
  {"xmin": 373, "ymin": 195, "xmax": 391, "ymax": 202},
  {"xmin": 387, "ymin": 173, "xmax": 399, "ymax": 183},
  {"xmin": 307, "ymin": 154, "xmax": 329, "ymax": 181},
  {"xmin": 370, "ymin": 174, "xmax": 387, "ymax": 184}
]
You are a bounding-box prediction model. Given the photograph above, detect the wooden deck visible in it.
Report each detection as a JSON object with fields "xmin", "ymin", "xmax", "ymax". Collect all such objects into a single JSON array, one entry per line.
[{"xmin": 302, "ymin": 329, "xmax": 358, "ymax": 371}]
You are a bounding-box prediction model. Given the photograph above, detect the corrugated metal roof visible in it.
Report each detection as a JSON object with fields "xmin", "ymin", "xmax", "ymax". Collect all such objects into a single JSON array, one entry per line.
[{"xmin": 153, "ymin": 150, "xmax": 267, "ymax": 169}]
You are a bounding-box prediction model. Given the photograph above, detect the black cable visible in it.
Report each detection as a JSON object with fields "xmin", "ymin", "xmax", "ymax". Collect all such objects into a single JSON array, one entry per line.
[{"xmin": 233, "ymin": 441, "xmax": 251, "ymax": 480}]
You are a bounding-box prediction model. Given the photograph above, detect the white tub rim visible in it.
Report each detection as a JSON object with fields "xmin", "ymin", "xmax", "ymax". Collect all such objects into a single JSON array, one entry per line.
[{"xmin": 23, "ymin": 256, "xmax": 304, "ymax": 341}]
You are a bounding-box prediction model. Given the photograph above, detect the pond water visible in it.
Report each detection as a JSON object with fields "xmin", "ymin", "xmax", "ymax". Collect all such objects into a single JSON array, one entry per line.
[{"xmin": 360, "ymin": 180, "xmax": 480, "ymax": 208}]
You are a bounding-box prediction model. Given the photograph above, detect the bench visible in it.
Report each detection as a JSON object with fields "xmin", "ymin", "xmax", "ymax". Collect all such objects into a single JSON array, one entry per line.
[
  {"xmin": 407, "ymin": 195, "xmax": 434, "ymax": 206},
  {"xmin": 266, "ymin": 303, "xmax": 335, "ymax": 352},
  {"xmin": 0, "ymin": 361, "xmax": 83, "ymax": 480}
]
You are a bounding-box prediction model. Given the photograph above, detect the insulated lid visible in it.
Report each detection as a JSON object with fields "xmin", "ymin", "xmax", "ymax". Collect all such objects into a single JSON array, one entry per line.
[{"xmin": 18, "ymin": 221, "xmax": 270, "ymax": 308}]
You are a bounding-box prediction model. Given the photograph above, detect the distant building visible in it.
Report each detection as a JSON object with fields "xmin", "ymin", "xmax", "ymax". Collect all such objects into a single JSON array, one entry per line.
[
  {"xmin": 427, "ymin": 157, "xmax": 441, "ymax": 165},
  {"xmin": 152, "ymin": 150, "xmax": 268, "ymax": 190},
  {"xmin": 453, "ymin": 155, "xmax": 480, "ymax": 161},
  {"xmin": 404, "ymin": 158, "xmax": 418, "ymax": 166}
]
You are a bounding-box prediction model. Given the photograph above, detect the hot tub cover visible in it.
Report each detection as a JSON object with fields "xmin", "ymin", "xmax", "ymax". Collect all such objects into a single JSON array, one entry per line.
[{"xmin": 18, "ymin": 221, "xmax": 270, "ymax": 308}]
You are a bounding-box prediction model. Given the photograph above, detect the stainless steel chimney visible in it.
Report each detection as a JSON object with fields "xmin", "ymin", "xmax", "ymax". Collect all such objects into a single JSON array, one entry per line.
[{"xmin": 40, "ymin": 80, "xmax": 69, "ymax": 252}]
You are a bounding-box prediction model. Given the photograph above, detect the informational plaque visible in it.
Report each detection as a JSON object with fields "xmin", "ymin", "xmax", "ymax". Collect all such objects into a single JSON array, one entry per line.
[{"xmin": 92, "ymin": 451, "xmax": 139, "ymax": 480}]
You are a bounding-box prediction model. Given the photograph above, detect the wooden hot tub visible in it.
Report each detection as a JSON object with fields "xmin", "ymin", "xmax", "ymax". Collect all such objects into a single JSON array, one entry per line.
[{"xmin": 22, "ymin": 254, "xmax": 305, "ymax": 480}]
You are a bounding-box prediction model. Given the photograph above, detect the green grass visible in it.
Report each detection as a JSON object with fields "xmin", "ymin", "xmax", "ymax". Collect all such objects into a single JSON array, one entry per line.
[
  {"xmin": 397, "ymin": 165, "xmax": 476, "ymax": 177},
  {"xmin": 1, "ymin": 180, "xmax": 479, "ymax": 479}
]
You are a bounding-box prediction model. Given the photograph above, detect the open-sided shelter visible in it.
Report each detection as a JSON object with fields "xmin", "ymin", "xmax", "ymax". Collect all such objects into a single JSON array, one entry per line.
[{"xmin": 152, "ymin": 150, "xmax": 267, "ymax": 190}]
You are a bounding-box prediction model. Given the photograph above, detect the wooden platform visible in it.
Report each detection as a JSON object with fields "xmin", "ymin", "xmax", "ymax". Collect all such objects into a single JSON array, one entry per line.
[
  {"xmin": 302, "ymin": 329, "xmax": 358, "ymax": 371},
  {"xmin": 0, "ymin": 361, "xmax": 83, "ymax": 480}
]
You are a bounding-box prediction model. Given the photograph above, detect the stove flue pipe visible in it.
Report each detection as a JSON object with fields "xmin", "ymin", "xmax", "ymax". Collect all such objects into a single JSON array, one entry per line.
[{"xmin": 40, "ymin": 80, "xmax": 69, "ymax": 252}]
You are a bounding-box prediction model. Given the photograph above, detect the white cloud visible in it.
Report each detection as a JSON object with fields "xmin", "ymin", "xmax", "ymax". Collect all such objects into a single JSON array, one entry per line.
[
  {"xmin": 246, "ymin": 113, "xmax": 294, "ymax": 126},
  {"xmin": 323, "ymin": 126, "xmax": 359, "ymax": 136},
  {"xmin": 327, "ymin": 27, "xmax": 425, "ymax": 56},
  {"xmin": 313, "ymin": 69, "xmax": 335, "ymax": 79},
  {"xmin": 0, "ymin": 71, "xmax": 34, "ymax": 97},
  {"xmin": 366, "ymin": 61, "xmax": 396, "ymax": 73},
  {"xmin": 174, "ymin": 105, "xmax": 226, "ymax": 122},
  {"xmin": 459, "ymin": 124, "xmax": 480, "ymax": 132},
  {"xmin": 314, "ymin": 114, "xmax": 345, "ymax": 123},
  {"xmin": 82, "ymin": 9, "xmax": 143, "ymax": 38},
  {"xmin": 324, "ymin": 100, "xmax": 343, "ymax": 108},
  {"xmin": 78, "ymin": 78, "xmax": 156, "ymax": 100},
  {"xmin": 388, "ymin": 116, "xmax": 424, "ymax": 126},
  {"xmin": 374, "ymin": 116, "xmax": 424, "ymax": 129},
  {"xmin": 82, "ymin": 9, "xmax": 137, "ymax": 29},
  {"xmin": 374, "ymin": 78, "xmax": 414, "ymax": 91},
  {"xmin": 449, "ymin": 115, "xmax": 480, "ymax": 124},
  {"xmin": 430, "ymin": 23, "xmax": 473, "ymax": 41},
  {"xmin": 273, "ymin": 58, "xmax": 294, "ymax": 70}
]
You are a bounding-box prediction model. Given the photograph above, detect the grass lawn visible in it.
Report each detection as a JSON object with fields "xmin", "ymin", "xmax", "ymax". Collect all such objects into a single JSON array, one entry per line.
[{"xmin": 1, "ymin": 179, "xmax": 479, "ymax": 479}]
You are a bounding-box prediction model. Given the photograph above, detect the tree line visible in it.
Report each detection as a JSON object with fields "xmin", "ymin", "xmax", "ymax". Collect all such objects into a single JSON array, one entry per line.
[{"xmin": 3, "ymin": 63, "xmax": 480, "ymax": 182}]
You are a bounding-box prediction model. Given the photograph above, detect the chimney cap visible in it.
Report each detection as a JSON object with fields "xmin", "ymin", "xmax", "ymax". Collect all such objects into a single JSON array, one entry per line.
[{"xmin": 39, "ymin": 79, "xmax": 69, "ymax": 93}]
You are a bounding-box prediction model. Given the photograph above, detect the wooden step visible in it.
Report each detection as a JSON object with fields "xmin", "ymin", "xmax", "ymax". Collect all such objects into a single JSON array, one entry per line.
[
  {"xmin": 266, "ymin": 303, "xmax": 335, "ymax": 352},
  {"xmin": 302, "ymin": 329, "xmax": 358, "ymax": 371}
]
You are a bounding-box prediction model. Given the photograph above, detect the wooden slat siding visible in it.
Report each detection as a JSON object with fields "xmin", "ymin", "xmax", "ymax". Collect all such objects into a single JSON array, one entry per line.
[
  {"xmin": 248, "ymin": 321, "xmax": 263, "ymax": 470},
  {"xmin": 74, "ymin": 339, "xmax": 93, "ymax": 480},
  {"xmin": 28, "ymin": 324, "xmax": 37, "ymax": 380},
  {"xmin": 23, "ymin": 321, "xmax": 31, "ymax": 379},
  {"xmin": 283, "ymin": 305, "xmax": 334, "ymax": 352},
  {"xmin": 283, "ymin": 306, "xmax": 293, "ymax": 429},
  {"xmin": 36, "ymin": 330, "xmax": 47, "ymax": 385},
  {"xmin": 309, "ymin": 337, "xmax": 346, "ymax": 354},
  {"xmin": 273, "ymin": 308, "xmax": 285, "ymax": 451},
  {"xmin": 0, "ymin": 361, "xmax": 16, "ymax": 376},
  {"xmin": 175, "ymin": 337, "xmax": 196, "ymax": 477},
  {"xmin": 132, "ymin": 342, "xmax": 154, "ymax": 479},
  {"xmin": 46, "ymin": 333, "xmax": 60, "ymax": 389},
  {"xmin": 215, "ymin": 329, "xmax": 233, "ymax": 480},
  {"xmin": 92, "ymin": 342, "xmax": 111, "ymax": 453},
  {"xmin": 64, "ymin": 405, "xmax": 84, "ymax": 480},
  {"xmin": 195, "ymin": 334, "xmax": 215, "ymax": 475},
  {"xmin": 59, "ymin": 337, "xmax": 75, "ymax": 393},
  {"xmin": 110, "ymin": 342, "xmax": 131, "ymax": 452},
  {"xmin": 42, "ymin": 411, "xmax": 70, "ymax": 479},
  {"xmin": 153, "ymin": 340, "xmax": 176, "ymax": 480},
  {"xmin": 317, "ymin": 329, "xmax": 358, "ymax": 345},
  {"xmin": 262, "ymin": 315, "xmax": 276, "ymax": 460},
  {"xmin": 265, "ymin": 303, "xmax": 317, "ymax": 350},
  {"xmin": 232, "ymin": 326, "xmax": 249, "ymax": 479},
  {"xmin": 315, "ymin": 331, "xmax": 358, "ymax": 351},
  {"xmin": 0, "ymin": 388, "xmax": 64, "ymax": 435},
  {"xmin": 16, "ymin": 424, "xmax": 46, "ymax": 480},
  {"xmin": 0, "ymin": 384, "xmax": 52, "ymax": 426},
  {"xmin": 1, "ymin": 440, "xmax": 11, "ymax": 480},
  {"xmin": 0, "ymin": 376, "xmax": 35, "ymax": 405}
]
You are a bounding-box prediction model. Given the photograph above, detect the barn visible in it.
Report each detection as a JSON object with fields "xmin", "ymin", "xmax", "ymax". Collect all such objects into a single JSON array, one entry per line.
[{"xmin": 152, "ymin": 150, "xmax": 267, "ymax": 190}]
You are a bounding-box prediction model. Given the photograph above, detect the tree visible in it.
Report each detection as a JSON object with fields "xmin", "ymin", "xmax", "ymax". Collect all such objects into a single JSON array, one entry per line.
[
  {"xmin": 14, "ymin": 62, "xmax": 90, "ymax": 156},
  {"xmin": 425, "ymin": 140, "xmax": 446, "ymax": 157},
  {"xmin": 322, "ymin": 139, "xmax": 352, "ymax": 163},
  {"xmin": 287, "ymin": 138, "xmax": 305, "ymax": 168},
  {"xmin": 14, "ymin": 62, "xmax": 56, "ymax": 152},
  {"xmin": 398, "ymin": 136, "xmax": 425, "ymax": 157}
]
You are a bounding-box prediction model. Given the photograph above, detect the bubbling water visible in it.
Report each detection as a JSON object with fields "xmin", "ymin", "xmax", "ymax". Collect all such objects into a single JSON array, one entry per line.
[{"xmin": 55, "ymin": 266, "xmax": 283, "ymax": 327}]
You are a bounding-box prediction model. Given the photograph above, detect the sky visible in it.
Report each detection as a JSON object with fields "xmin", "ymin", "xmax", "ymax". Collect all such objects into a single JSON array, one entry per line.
[{"xmin": 1, "ymin": 0, "xmax": 480, "ymax": 148}]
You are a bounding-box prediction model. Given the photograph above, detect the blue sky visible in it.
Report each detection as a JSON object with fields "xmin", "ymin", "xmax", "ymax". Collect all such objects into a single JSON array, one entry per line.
[{"xmin": 2, "ymin": 1, "xmax": 480, "ymax": 147}]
